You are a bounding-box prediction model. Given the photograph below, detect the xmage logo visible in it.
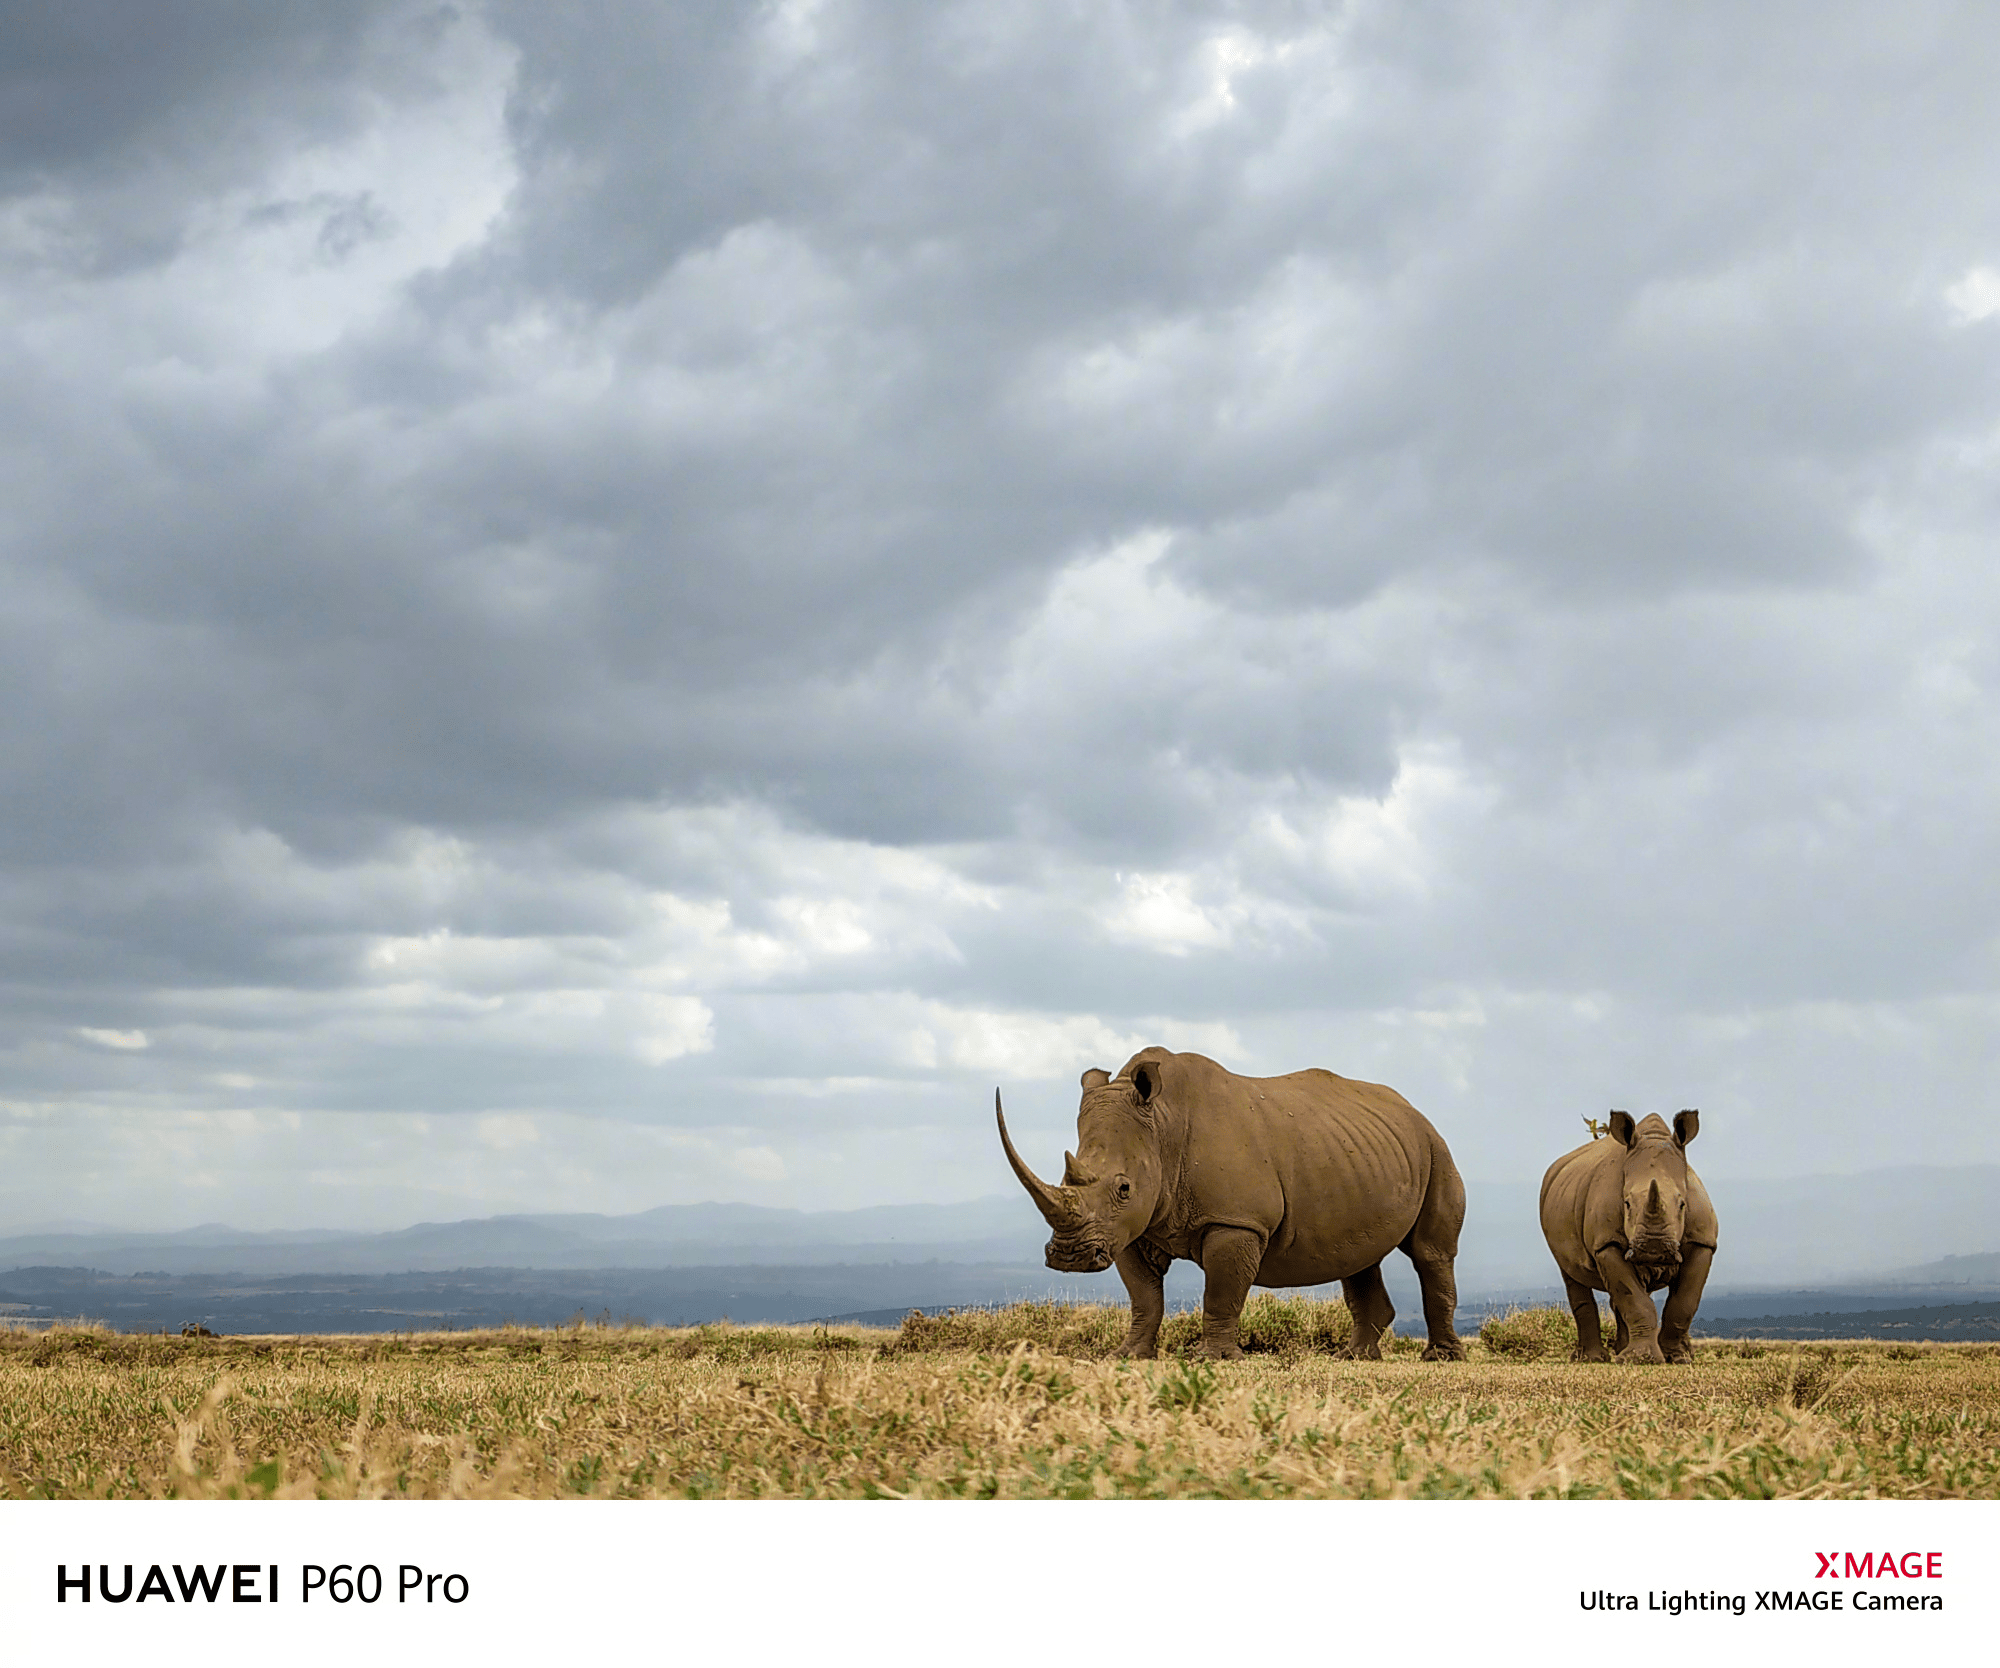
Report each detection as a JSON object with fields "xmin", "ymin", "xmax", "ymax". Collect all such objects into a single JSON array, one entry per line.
[{"xmin": 1813, "ymin": 1552, "xmax": 1943, "ymax": 1579}]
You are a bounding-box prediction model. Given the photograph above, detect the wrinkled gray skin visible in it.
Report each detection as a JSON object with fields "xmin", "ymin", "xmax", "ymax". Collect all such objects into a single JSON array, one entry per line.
[
  {"xmin": 1539, "ymin": 1111, "xmax": 1718, "ymax": 1364},
  {"xmin": 997, "ymin": 1048, "xmax": 1468, "ymax": 1362}
]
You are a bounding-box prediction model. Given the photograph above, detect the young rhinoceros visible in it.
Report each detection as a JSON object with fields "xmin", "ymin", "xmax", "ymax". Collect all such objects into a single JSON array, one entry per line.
[
  {"xmin": 1539, "ymin": 1110, "xmax": 1718, "ymax": 1364},
  {"xmin": 995, "ymin": 1047, "xmax": 1468, "ymax": 1362}
]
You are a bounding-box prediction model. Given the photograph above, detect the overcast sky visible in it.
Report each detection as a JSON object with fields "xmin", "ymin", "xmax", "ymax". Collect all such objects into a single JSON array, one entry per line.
[{"xmin": 4, "ymin": 0, "xmax": 1999, "ymax": 1233}]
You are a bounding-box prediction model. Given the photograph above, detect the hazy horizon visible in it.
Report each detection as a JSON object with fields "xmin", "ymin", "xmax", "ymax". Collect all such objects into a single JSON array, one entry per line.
[
  {"xmin": 8, "ymin": 1154, "xmax": 2000, "ymax": 1244},
  {"xmin": 6, "ymin": 1161, "xmax": 1997, "ymax": 1304}
]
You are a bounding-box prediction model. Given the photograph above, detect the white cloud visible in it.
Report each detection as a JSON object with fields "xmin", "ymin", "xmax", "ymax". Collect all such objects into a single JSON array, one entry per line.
[
  {"xmin": 1945, "ymin": 265, "xmax": 2000, "ymax": 325},
  {"xmin": 1100, "ymin": 871, "xmax": 1232, "ymax": 955},
  {"xmin": 1171, "ymin": 24, "xmax": 1334, "ymax": 138},
  {"xmin": 77, "ymin": 1027, "xmax": 149, "ymax": 1051},
  {"xmin": 631, "ymin": 995, "xmax": 716, "ymax": 1065},
  {"xmin": 926, "ymin": 1004, "xmax": 1244, "ymax": 1080},
  {"xmin": 730, "ymin": 1144, "xmax": 788, "ymax": 1182},
  {"xmin": 476, "ymin": 1112, "xmax": 540, "ymax": 1151}
]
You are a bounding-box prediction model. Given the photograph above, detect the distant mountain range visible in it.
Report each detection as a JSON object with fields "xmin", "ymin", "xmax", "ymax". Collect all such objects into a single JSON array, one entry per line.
[
  {"xmin": 1881, "ymin": 1250, "xmax": 2000, "ymax": 1284},
  {"xmin": 2, "ymin": 1165, "xmax": 1995, "ymax": 1335},
  {"xmin": 0, "ymin": 1195, "xmax": 1043, "ymax": 1278}
]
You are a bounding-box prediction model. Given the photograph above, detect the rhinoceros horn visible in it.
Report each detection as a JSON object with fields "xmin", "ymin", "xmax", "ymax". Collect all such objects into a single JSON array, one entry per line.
[{"xmin": 996, "ymin": 1090, "xmax": 1083, "ymax": 1231}]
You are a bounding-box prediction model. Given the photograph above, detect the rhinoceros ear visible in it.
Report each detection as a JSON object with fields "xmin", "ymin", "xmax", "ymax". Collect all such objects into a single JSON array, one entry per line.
[
  {"xmin": 1673, "ymin": 1109, "xmax": 1699, "ymax": 1148},
  {"xmin": 1080, "ymin": 1068, "xmax": 1111, "ymax": 1090},
  {"xmin": 1132, "ymin": 1061, "xmax": 1161, "ymax": 1103},
  {"xmin": 1607, "ymin": 1110, "xmax": 1637, "ymax": 1148}
]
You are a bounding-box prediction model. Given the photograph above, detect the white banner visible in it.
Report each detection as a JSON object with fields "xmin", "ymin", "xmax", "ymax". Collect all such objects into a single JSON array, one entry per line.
[{"xmin": 2, "ymin": 1499, "xmax": 1992, "ymax": 1664}]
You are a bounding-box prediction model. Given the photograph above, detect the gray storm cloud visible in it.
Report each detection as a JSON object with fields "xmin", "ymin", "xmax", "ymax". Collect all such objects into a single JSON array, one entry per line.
[{"xmin": 3, "ymin": 0, "xmax": 1998, "ymax": 1231}]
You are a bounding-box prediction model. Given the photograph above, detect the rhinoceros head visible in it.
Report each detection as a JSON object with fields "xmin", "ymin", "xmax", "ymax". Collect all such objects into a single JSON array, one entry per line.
[
  {"xmin": 995, "ymin": 1061, "xmax": 1169, "ymax": 1274},
  {"xmin": 1608, "ymin": 1109, "xmax": 1698, "ymax": 1285}
]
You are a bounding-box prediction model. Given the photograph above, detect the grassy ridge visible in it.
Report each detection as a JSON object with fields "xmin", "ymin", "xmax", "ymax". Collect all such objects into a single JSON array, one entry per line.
[{"xmin": 4, "ymin": 1301, "xmax": 1997, "ymax": 1500}]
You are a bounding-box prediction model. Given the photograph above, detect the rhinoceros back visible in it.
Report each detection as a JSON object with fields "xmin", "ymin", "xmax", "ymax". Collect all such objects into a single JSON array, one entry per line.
[
  {"xmin": 1168, "ymin": 1054, "xmax": 1458, "ymax": 1285},
  {"xmin": 1539, "ymin": 1140, "xmax": 1620, "ymax": 1287}
]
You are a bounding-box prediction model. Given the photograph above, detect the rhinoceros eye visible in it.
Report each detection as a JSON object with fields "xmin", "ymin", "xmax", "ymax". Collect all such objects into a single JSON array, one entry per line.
[{"xmin": 1116, "ymin": 1179, "xmax": 1132, "ymax": 1203}]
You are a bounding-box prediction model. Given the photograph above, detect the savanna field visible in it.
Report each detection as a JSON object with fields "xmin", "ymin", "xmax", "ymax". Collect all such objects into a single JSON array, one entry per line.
[{"xmin": 4, "ymin": 1299, "xmax": 1997, "ymax": 1500}]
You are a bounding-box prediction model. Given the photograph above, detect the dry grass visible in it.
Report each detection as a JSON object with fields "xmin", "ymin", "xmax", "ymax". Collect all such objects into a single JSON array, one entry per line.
[{"xmin": 4, "ymin": 1303, "xmax": 1998, "ymax": 1500}]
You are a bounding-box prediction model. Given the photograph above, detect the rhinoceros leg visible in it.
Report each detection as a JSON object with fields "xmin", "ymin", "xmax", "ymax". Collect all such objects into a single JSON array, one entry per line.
[
  {"xmin": 1658, "ymin": 1245, "xmax": 1713, "ymax": 1364},
  {"xmin": 1111, "ymin": 1243, "xmax": 1167, "ymax": 1360},
  {"xmin": 1337, "ymin": 1264, "xmax": 1394, "ymax": 1360},
  {"xmin": 1402, "ymin": 1150, "xmax": 1467, "ymax": 1360},
  {"xmin": 1593, "ymin": 1248, "xmax": 1666, "ymax": 1363},
  {"xmin": 1404, "ymin": 1242, "xmax": 1466, "ymax": 1361},
  {"xmin": 1564, "ymin": 1275, "xmax": 1610, "ymax": 1362},
  {"xmin": 1195, "ymin": 1225, "xmax": 1263, "ymax": 1360}
]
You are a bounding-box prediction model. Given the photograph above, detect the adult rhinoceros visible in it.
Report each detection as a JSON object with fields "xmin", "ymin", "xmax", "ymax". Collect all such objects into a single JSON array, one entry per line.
[
  {"xmin": 996, "ymin": 1047, "xmax": 1468, "ymax": 1362},
  {"xmin": 1539, "ymin": 1110, "xmax": 1717, "ymax": 1364}
]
